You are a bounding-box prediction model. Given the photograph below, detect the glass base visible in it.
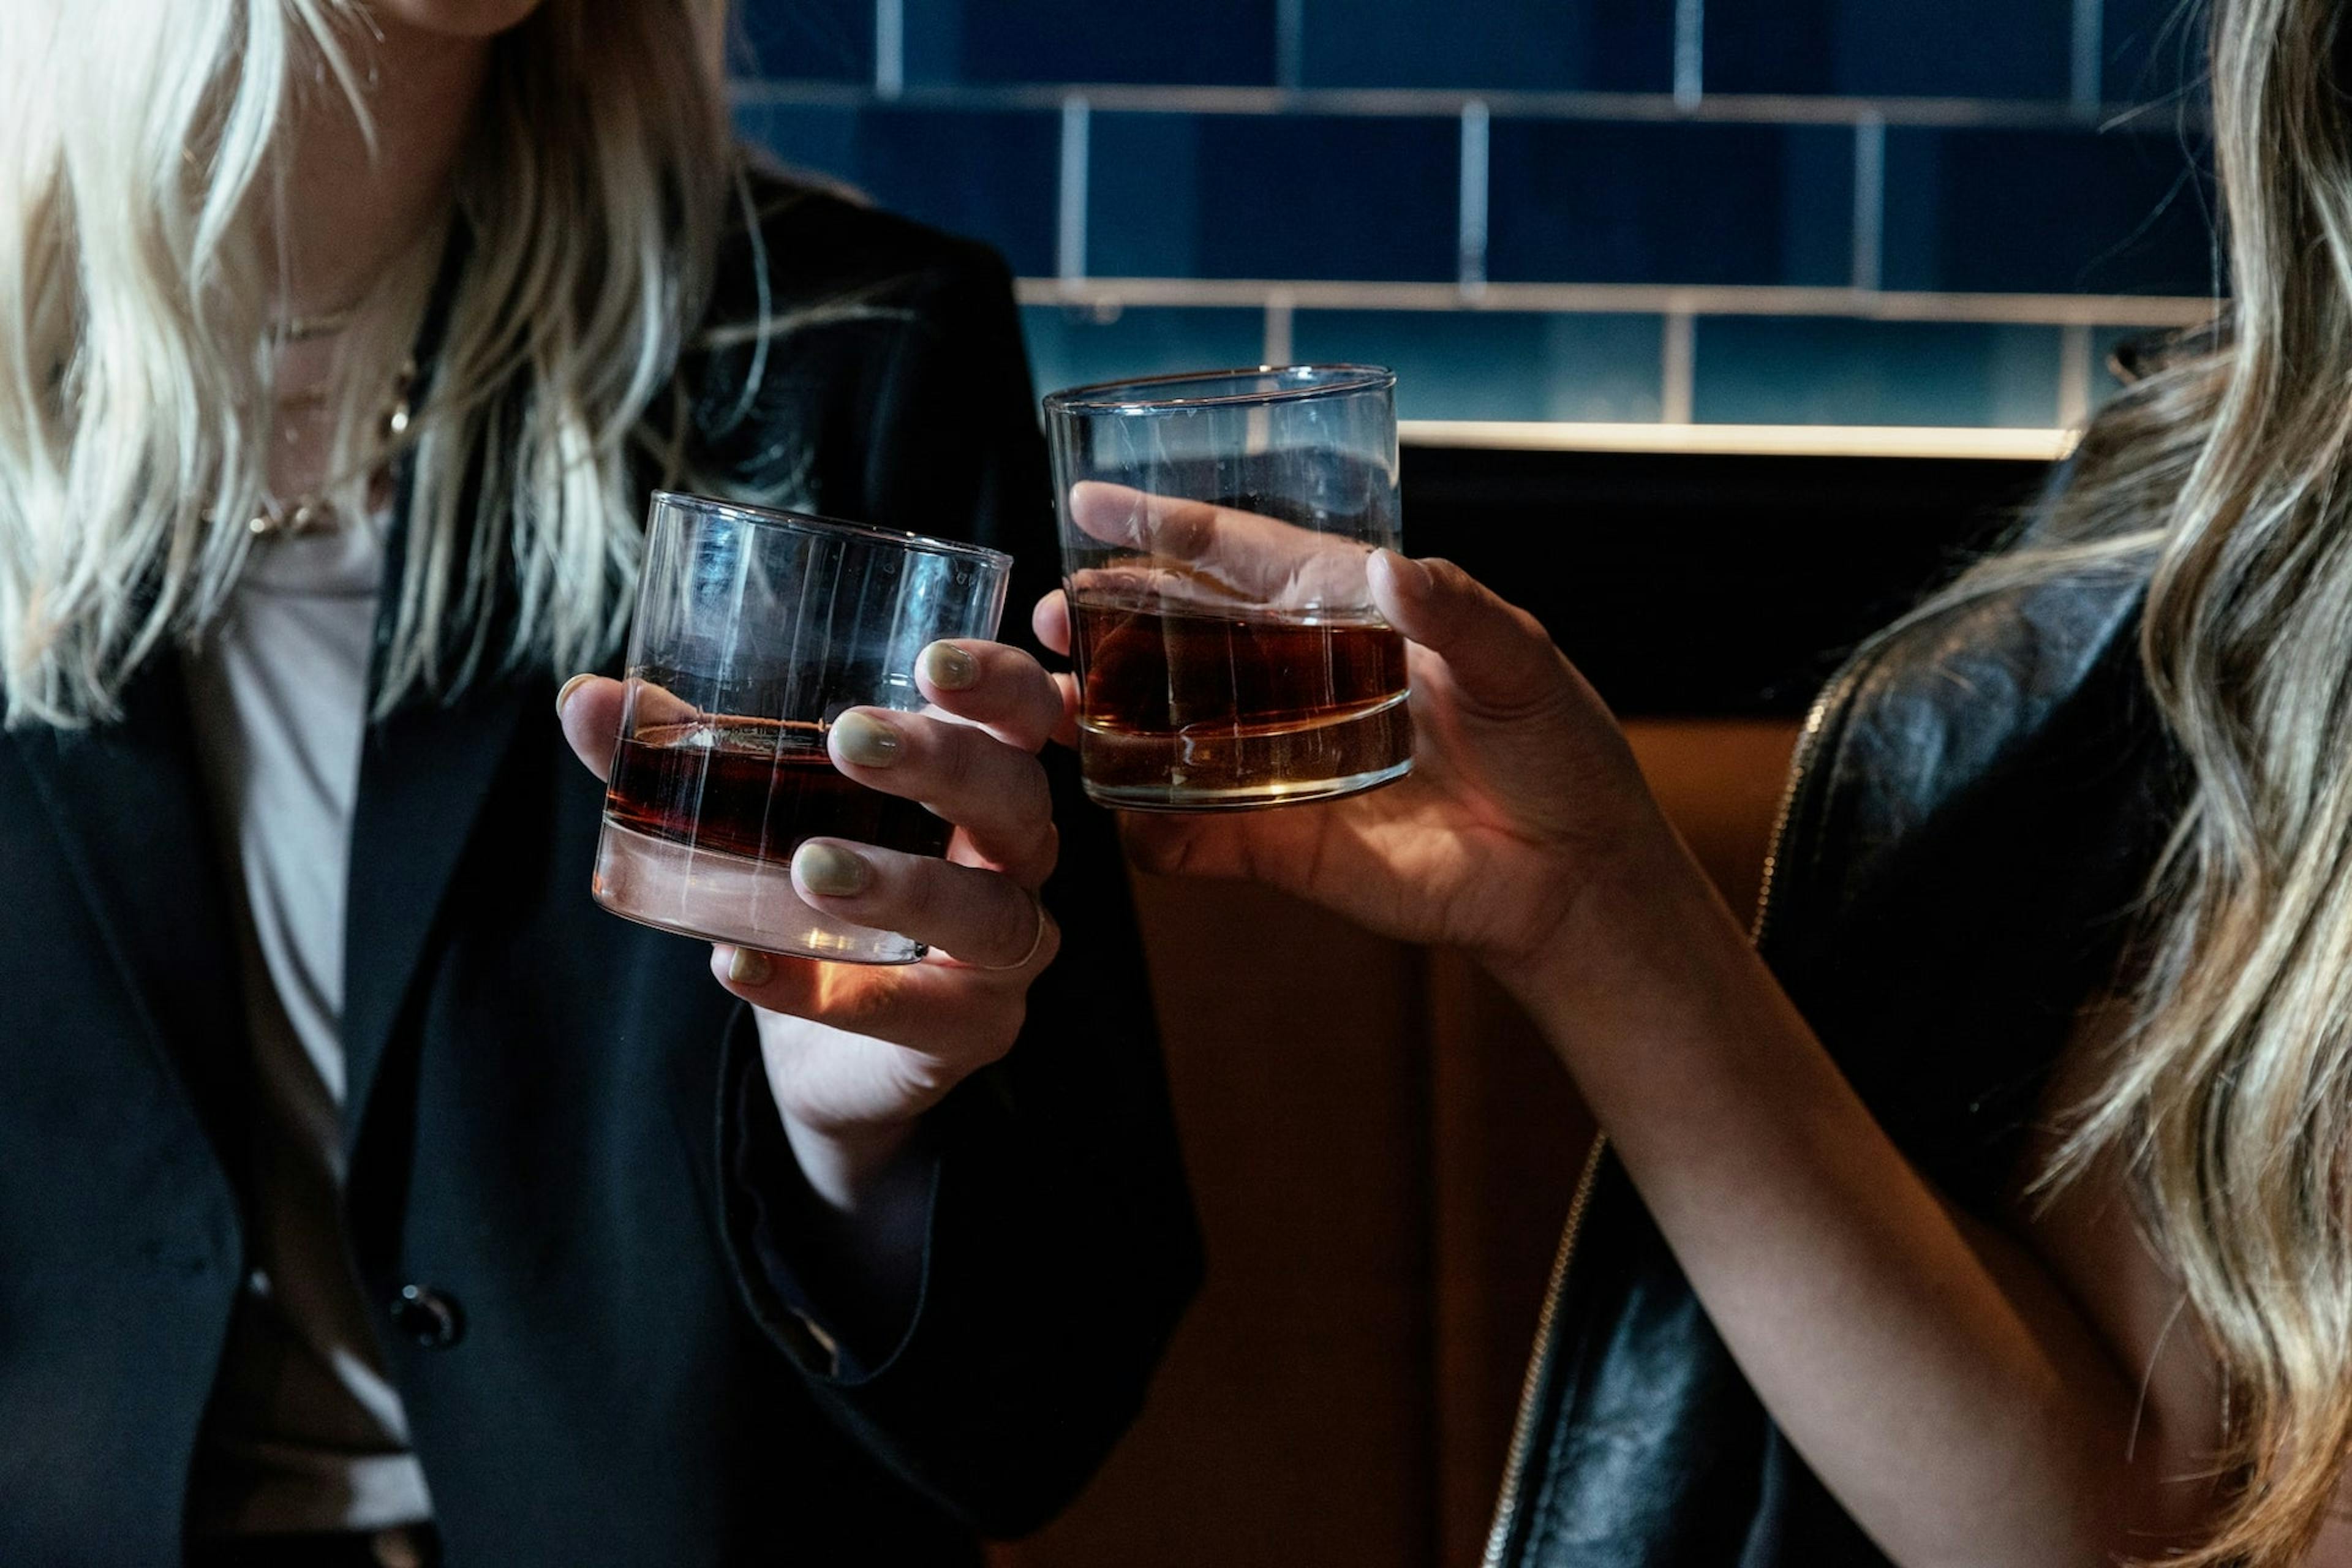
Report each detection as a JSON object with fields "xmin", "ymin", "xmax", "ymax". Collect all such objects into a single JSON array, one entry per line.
[
  {"xmin": 1077, "ymin": 695, "xmax": 1415, "ymax": 813},
  {"xmin": 592, "ymin": 821, "xmax": 924, "ymax": 965}
]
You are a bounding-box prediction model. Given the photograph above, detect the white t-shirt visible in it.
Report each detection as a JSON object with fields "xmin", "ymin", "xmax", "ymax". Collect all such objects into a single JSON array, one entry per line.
[{"xmin": 182, "ymin": 519, "xmax": 434, "ymax": 1536}]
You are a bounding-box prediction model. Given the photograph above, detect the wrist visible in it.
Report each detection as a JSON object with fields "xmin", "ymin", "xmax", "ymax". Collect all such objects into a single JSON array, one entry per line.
[
  {"xmin": 1483, "ymin": 809, "xmax": 1736, "ymax": 1031},
  {"xmin": 779, "ymin": 1110, "xmax": 929, "ymax": 1215}
]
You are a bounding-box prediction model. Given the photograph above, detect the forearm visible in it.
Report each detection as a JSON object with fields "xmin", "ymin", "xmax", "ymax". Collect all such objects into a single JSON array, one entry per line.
[{"xmin": 1499, "ymin": 823, "xmax": 2157, "ymax": 1567}]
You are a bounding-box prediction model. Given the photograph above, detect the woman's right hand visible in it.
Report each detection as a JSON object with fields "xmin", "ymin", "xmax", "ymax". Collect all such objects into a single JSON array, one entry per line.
[{"xmin": 1035, "ymin": 545, "xmax": 1686, "ymax": 990}]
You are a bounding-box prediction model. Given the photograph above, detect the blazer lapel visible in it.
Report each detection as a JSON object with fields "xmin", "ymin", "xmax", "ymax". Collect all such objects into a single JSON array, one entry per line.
[
  {"xmin": 339, "ymin": 674, "xmax": 530, "ymax": 1148},
  {"xmin": 9, "ymin": 657, "xmax": 255, "ymax": 1186}
]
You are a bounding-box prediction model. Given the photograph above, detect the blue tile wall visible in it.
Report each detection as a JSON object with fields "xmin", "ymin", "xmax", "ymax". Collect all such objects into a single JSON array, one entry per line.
[
  {"xmin": 1022, "ymin": 306, "xmax": 1268, "ymax": 401},
  {"xmin": 2102, "ymin": 0, "xmax": 2205, "ymax": 106},
  {"xmin": 1487, "ymin": 121, "xmax": 1854, "ymax": 286},
  {"xmin": 1292, "ymin": 311, "xmax": 1666, "ymax": 422},
  {"xmin": 731, "ymin": 0, "xmax": 873, "ymax": 81},
  {"xmin": 1090, "ymin": 114, "xmax": 1460, "ymax": 282},
  {"xmin": 1694, "ymin": 319, "xmax": 2064, "ymax": 426},
  {"xmin": 903, "ymin": 0, "xmax": 1278, "ymax": 86},
  {"xmin": 1706, "ymin": 0, "xmax": 2071, "ymax": 99},
  {"xmin": 737, "ymin": 102, "xmax": 1061, "ymax": 276},
  {"xmin": 1880, "ymin": 127, "xmax": 2217, "ymax": 294},
  {"xmin": 1297, "ymin": 0, "xmax": 1675, "ymax": 92},
  {"xmin": 731, "ymin": 0, "xmax": 2224, "ymax": 429}
]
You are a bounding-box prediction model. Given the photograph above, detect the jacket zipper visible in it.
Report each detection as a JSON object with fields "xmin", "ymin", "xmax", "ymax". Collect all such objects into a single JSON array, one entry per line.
[
  {"xmin": 1479, "ymin": 669, "xmax": 1856, "ymax": 1566},
  {"xmin": 1480, "ymin": 1130, "xmax": 1608, "ymax": 1568}
]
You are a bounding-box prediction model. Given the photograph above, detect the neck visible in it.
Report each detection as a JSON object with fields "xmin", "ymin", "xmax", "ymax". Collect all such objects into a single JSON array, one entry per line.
[{"xmin": 272, "ymin": 19, "xmax": 491, "ymax": 325}]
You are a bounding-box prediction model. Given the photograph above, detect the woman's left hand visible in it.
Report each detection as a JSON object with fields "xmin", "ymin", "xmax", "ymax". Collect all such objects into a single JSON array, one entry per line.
[{"xmin": 557, "ymin": 639, "xmax": 1064, "ymax": 1211}]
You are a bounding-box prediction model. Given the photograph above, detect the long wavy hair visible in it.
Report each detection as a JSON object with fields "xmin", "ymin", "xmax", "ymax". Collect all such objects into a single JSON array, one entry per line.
[
  {"xmin": 0, "ymin": 0, "xmax": 736, "ymax": 726},
  {"xmin": 1943, "ymin": 0, "xmax": 2352, "ymax": 1558}
]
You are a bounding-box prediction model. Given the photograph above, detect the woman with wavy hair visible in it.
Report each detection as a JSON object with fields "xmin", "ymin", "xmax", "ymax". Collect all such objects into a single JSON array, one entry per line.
[
  {"xmin": 1039, "ymin": 0, "xmax": 2352, "ymax": 1560},
  {"xmin": 0, "ymin": 3, "xmax": 1197, "ymax": 1564}
]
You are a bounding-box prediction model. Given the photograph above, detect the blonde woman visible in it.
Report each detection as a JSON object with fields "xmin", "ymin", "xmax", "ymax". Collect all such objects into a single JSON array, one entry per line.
[
  {"xmin": 0, "ymin": 4, "xmax": 1196, "ymax": 1564},
  {"xmin": 1038, "ymin": 0, "xmax": 2352, "ymax": 1561}
]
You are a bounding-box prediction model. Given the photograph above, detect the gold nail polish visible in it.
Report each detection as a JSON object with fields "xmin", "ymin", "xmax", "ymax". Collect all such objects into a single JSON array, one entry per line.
[
  {"xmin": 726, "ymin": 947, "xmax": 774, "ymax": 987},
  {"xmin": 831, "ymin": 710, "xmax": 902, "ymax": 768},
  {"xmin": 921, "ymin": 641, "xmax": 979, "ymax": 691},
  {"xmin": 794, "ymin": 842, "xmax": 871, "ymax": 898}
]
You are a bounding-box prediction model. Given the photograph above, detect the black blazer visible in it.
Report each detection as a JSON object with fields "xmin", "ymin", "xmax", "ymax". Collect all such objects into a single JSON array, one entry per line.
[{"xmin": 0, "ymin": 176, "xmax": 1202, "ymax": 1566}]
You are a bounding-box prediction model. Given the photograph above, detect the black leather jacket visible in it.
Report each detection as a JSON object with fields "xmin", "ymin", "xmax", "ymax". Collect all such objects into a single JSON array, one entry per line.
[{"xmin": 1489, "ymin": 564, "xmax": 2181, "ymax": 1565}]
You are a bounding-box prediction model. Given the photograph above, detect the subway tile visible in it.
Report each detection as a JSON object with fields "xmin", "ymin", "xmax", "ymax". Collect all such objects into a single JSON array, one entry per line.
[
  {"xmin": 902, "ymin": 0, "xmax": 1277, "ymax": 86},
  {"xmin": 1706, "ymin": 0, "xmax": 2070, "ymax": 99},
  {"xmin": 1089, "ymin": 113, "xmax": 1460, "ymax": 282},
  {"xmin": 1022, "ymin": 306, "xmax": 1269, "ymax": 402},
  {"xmin": 2101, "ymin": 0, "xmax": 2206, "ymax": 106},
  {"xmin": 736, "ymin": 103, "xmax": 1061, "ymax": 276},
  {"xmin": 1693, "ymin": 317, "xmax": 2064, "ymax": 426},
  {"xmin": 1297, "ymin": 0, "xmax": 1672, "ymax": 92},
  {"xmin": 1289, "ymin": 310, "xmax": 1664, "ymax": 422},
  {"xmin": 1487, "ymin": 121, "xmax": 1853, "ymax": 285},
  {"xmin": 1880, "ymin": 127, "xmax": 2216, "ymax": 295},
  {"xmin": 731, "ymin": 0, "xmax": 875, "ymax": 83}
]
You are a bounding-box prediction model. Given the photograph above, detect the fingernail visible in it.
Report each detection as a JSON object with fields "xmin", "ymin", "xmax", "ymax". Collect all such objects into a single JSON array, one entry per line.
[
  {"xmin": 1377, "ymin": 550, "xmax": 1433, "ymax": 598},
  {"xmin": 794, "ymin": 841, "xmax": 872, "ymax": 898},
  {"xmin": 831, "ymin": 710, "xmax": 902, "ymax": 768},
  {"xmin": 726, "ymin": 947, "xmax": 774, "ymax": 987},
  {"xmin": 921, "ymin": 641, "xmax": 979, "ymax": 691},
  {"xmin": 555, "ymin": 673, "xmax": 595, "ymax": 718}
]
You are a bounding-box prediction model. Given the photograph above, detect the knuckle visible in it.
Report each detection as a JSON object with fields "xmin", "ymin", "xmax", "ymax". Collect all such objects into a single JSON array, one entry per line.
[
  {"xmin": 937, "ymin": 723, "xmax": 981, "ymax": 793},
  {"xmin": 1028, "ymin": 820, "xmax": 1062, "ymax": 882},
  {"xmin": 1030, "ymin": 914, "xmax": 1062, "ymax": 971},
  {"xmin": 989, "ymin": 891, "xmax": 1039, "ymax": 965},
  {"xmin": 899, "ymin": 858, "xmax": 949, "ymax": 932}
]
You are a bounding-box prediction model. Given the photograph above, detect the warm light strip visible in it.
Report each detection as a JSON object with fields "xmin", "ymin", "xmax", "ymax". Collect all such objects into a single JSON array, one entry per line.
[{"xmin": 1400, "ymin": 420, "xmax": 2081, "ymax": 461}]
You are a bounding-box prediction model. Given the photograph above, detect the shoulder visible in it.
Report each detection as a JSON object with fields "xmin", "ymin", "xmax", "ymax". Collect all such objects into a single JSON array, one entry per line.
[
  {"xmin": 706, "ymin": 160, "xmax": 1017, "ymax": 333},
  {"xmin": 1822, "ymin": 566, "xmax": 2152, "ymax": 851},
  {"xmin": 1763, "ymin": 559, "xmax": 2167, "ymax": 987},
  {"xmin": 677, "ymin": 160, "xmax": 1036, "ymax": 510}
]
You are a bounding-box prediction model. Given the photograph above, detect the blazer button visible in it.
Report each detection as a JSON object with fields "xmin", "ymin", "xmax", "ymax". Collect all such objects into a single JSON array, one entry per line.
[{"xmin": 390, "ymin": 1284, "xmax": 465, "ymax": 1349}]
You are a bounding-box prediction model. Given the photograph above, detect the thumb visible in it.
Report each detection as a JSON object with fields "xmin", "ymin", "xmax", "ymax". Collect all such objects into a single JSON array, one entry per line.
[{"xmin": 1370, "ymin": 552, "xmax": 1572, "ymax": 714}]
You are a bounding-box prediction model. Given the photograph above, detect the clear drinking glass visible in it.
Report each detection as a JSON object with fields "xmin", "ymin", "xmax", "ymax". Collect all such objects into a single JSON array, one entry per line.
[
  {"xmin": 1043, "ymin": 364, "xmax": 1412, "ymax": 811},
  {"xmin": 593, "ymin": 492, "xmax": 1011, "ymax": 965}
]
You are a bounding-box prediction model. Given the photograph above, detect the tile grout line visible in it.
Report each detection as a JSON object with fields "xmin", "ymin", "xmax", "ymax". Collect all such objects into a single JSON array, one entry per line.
[
  {"xmin": 873, "ymin": 0, "xmax": 903, "ymax": 99},
  {"xmin": 1674, "ymin": 0, "xmax": 1705, "ymax": 110},
  {"xmin": 1458, "ymin": 100, "xmax": 1490, "ymax": 294},
  {"xmin": 1275, "ymin": 0, "xmax": 1305, "ymax": 92},
  {"xmin": 2057, "ymin": 323, "xmax": 2094, "ymax": 426},
  {"xmin": 2070, "ymin": 0, "xmax": 2105, "ymax": 118},
  {"xmin": 732, "ymin": 77, "xmax": 2186, "ymax": 131},
  {"xmin": 1661, "ymin": 311, "xmax": 1697, "ymax": 423},
  {"xmin": 1263, "ymin": 293, "xmax": 1296, "ymax": 364},
  {"xmin": 1058, "ymin": 97, "xmax": 1091, "ymax": 281},
  {"xmin": 1852, "ymin": 115, "xmax": 1885, "ymax": 293}
]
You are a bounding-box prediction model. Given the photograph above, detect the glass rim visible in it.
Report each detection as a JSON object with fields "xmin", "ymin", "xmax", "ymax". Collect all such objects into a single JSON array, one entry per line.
[
  {"xmin": 649, "ymin": 490, "xmax": 1014, "ymax": 570},
  {"xmin": 1041, "ymin": 363, "xmax": 1396, "ymax": 415}
]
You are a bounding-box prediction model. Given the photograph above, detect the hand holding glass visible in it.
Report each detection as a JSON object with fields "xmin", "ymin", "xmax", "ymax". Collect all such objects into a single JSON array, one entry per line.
[
  {"xmin": 593, "ymin": 492, "xmax": 1010, "ymax": 964},
  {"xmin": 1044, "ymin": 366, "xmax": 1412, "ymax": 811}
]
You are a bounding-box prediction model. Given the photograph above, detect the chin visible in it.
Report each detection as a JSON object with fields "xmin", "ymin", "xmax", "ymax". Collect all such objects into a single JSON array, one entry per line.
[{"xmin": 372, "ymin": 0, "xmax": 548, "ymax": 39}]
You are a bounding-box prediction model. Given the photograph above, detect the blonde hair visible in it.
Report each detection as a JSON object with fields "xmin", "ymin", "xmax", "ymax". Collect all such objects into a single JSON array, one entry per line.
[
  {"xmin": 1941, "ymin": 0, "xmax": 2352, "ymax": 1558},
  {"xmin": 0, "ymin": 0, "xmax": 736, "ymax": 726}
]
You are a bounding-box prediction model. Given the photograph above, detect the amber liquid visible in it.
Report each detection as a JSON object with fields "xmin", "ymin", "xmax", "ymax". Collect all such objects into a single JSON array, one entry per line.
[
  {"xmin": 1070, "ymin": 595, "xmax": 1412, "ymax": 808},
  {"xmin": 605, "ymin": 718, "xmax": 950, "ymax": 863}
]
